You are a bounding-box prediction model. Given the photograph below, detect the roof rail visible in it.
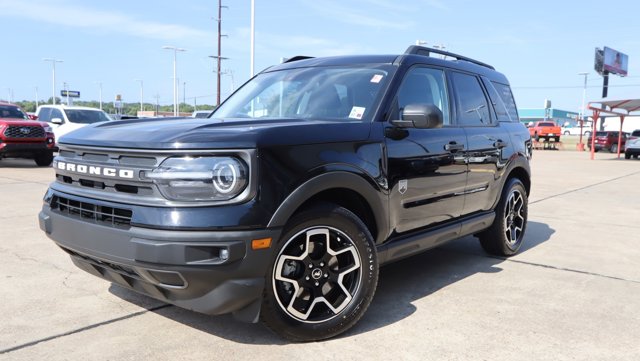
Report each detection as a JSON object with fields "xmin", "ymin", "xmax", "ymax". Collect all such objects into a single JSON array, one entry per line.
[
  {"xmin": 284, "ymin": 56, "xmax": 315, "ymax": 63},
  {"xmin": 404, "ymin": 45, "xmax": 495, "ymax": 70}
]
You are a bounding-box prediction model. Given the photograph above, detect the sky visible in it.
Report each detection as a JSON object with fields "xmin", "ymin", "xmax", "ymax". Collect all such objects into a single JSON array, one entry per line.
[{"xmin": 2, "ymin": 0, "xmax": 640, "ymax": 113}]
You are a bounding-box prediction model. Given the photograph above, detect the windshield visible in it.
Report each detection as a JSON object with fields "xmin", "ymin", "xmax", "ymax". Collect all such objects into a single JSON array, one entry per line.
[
  {"xmin": 0, "ymin": 105, "xmax": 28, "ymax": 119},
  {"xmin": 213, "ymin": 65, "xmax": 391, "ymax": 122},
  {"xmin": 64, "ymin": 109, "xmax": 112, "ymax": 124}
]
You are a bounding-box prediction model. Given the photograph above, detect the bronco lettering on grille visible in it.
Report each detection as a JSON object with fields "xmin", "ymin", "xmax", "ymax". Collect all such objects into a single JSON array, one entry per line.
[{"xmin": 55, "ymin": 161, "xmax": 135, "ymax": 179}]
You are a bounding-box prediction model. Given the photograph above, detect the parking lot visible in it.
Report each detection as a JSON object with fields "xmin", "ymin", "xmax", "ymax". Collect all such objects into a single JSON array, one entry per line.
[{"xmin": 1, "ymin": 150, "xmax": 639, "ymax": 360}]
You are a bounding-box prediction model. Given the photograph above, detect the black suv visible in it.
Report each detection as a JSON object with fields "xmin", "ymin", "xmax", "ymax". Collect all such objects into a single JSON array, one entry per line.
[{"xmin": 39, "ymin": 46, "xmax": 532, "ymax": 341}]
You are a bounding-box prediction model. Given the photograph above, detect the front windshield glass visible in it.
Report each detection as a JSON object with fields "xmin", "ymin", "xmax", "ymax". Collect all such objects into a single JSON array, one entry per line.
[
  {"xmin": 213, "ymin": 65, "xmax": 391, "ymax": 122},
  {"xmin": 64, "ymin": 109, "xmax": 112, "ymax": 124},
  {"xmin": 0, "ymin": 105, "xmax": 28, "ymax": 119}
]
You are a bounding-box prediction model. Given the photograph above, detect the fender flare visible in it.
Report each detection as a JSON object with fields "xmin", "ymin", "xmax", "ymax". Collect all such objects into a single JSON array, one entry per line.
[{"xmin": 267, "ymin": 171, "xmax": 389, "ymax": 244}]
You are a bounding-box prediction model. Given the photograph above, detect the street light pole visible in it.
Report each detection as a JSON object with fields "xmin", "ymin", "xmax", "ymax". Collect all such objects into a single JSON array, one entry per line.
[
  {"xmin": 94, "ymin": 81, "xmax": 103, "ymax": 110},
  {"xmin": 134, "ymin": 79, "xmax": 144, "ymax": 112},
  {"xmin": 63, "ymin": 82, "xmax": 70, "ymax": 105},
  {"xmin": 43, "ymin": 58, "xmax": 63, "ymax": 104},
  {"xmin": 250, "ymin": 0, "xmax": 255, "ymax": 77},
  {"xmin": 578, "ymin": 72, "xmax": 589, "ymax": 121},
  {"xmin": 35, "ymin": 87, "xmax": 39, "ymax": 109},
  {"xmin": 183, "ymin": 81, "xmax": 186, "ymax": 106},
  {"xmin": 162, "ymin": 46, "xmax": 186, "ymax": 116}
]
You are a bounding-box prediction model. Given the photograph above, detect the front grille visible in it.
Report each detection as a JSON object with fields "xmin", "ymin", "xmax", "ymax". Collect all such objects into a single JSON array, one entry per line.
[
  {"xmin": 51, "ymin": 195, "xmax": 132, "ymax": 227},
  {"xmin": 4, "ymin": 125, "xmax": 45, "ymax": 139}
]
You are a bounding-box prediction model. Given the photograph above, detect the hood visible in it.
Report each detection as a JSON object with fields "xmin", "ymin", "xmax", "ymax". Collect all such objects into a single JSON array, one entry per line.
[
  {"xmin": 59, "ymin": 117, "xmax": 372, "ymax": 149},
  {"xmin": 0, "ymin": 118, "xmax": 43, "ymax": 127}
]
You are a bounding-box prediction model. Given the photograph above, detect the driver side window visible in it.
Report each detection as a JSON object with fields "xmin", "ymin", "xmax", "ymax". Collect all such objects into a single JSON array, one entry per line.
[{"xmin": 396, "ymin": 67, "xmax": 450, "ymax": 125}]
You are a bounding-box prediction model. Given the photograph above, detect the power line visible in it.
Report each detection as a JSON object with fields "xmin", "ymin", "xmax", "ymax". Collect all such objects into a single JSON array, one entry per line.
[{"xmin": 513, "ymin": 84, "xmax": 640, "ymax": 90}]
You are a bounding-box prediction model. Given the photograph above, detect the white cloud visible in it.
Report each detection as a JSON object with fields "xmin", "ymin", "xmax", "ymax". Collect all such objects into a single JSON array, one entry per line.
[{"xmin": 0, "ymin": 0, "xmax": 210, "ymax": 41}]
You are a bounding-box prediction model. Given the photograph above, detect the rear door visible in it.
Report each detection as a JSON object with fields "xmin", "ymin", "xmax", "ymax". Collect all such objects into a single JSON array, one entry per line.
[
  {"xmin": 385, "ymin": 66, "xmax": 468, "ymax": 233},
  {"xmin": 449, "ymin": 71, "xmax": 510, "ymax": 215}
]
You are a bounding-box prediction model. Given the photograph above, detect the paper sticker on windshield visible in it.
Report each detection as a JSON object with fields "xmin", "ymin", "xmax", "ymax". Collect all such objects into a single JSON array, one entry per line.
[
  {"xmin": 370, "ymin": 74, "xmax": 383, "ymax": 83},
  {"xmin": 349, "ymin": 107, "xmax": 366, "ymax": 120}
]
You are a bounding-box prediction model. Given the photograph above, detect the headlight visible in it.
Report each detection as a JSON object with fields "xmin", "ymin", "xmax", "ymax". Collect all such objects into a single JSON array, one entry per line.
[
  {"xmin": 44, "ymin": 126, "xmax": 53, "ymax": 133},
  {"xmin": 143, "ymin": 156, "xmax": 248, "ymax": 201}
]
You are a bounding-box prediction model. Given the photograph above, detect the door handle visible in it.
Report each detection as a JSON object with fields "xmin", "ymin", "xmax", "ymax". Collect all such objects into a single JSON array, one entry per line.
[
  {"xmin": 444, "ymin": 142, "xmax": 464, "ymax": 152},
  {"xmin": 493, "ymin": 140, "xmax": 508, "ymax": 149}
]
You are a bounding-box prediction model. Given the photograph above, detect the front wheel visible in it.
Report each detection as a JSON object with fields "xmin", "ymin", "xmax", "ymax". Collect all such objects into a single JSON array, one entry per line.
[
  {"xmin": 261, "ymin": 204, "xmax": 378, "ymax": 342},
  {"xmin": 34, "ymin": 152, "xmax": 53, "ymax": 167},
  {"xmin": 478, "ymin": 178, "xmax": 528, "ymax": 256}
]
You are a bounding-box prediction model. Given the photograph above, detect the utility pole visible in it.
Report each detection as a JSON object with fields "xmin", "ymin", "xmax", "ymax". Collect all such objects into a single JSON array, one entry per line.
[
  {"xmin": 35, "ymin": 87, "xmax": 39, "ymax": 109},
  {"xmin": 94, "ymin": 81, "xmax": 103, "ymax": 110},
  {"xmin": 134, "ymin": 79, "xmax": 144, "ymax": 112},
  {"xmin": 215, "ymin": 0, "xmax": 228, "ymax": 106}
]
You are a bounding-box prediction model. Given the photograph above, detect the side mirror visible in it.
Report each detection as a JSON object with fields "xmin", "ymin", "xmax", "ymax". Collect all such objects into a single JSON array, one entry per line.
[
  {"xmin": 28, "ymin": 114, "xmax": 38, "ymax": 120},
  {"xmin": 392, "ymin": 103, "xmax": 443, "ymax": 129},
  {"xmin": 51, "ymin": 117, "xmax": 63, "ymax": 125}
]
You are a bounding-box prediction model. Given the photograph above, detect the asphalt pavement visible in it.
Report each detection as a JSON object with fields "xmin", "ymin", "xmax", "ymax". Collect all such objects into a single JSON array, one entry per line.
[{"xmin": 1, "ymin": 150, "xmax": 639, "ymax": 360}]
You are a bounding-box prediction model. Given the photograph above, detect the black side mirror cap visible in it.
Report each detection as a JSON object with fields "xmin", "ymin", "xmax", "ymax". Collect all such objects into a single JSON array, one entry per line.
[{"xmin": 392, "ymin": 103, "xmax": 443, "ymax": 129}]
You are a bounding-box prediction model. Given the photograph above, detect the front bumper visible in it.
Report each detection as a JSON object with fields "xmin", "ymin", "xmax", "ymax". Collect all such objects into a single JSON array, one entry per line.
[
  {"xmin": 39, "ymin": 193, "xmax": 282, "ymax": 321},
  {"xmin": 0, "ymin": 142, "xmax": 53, "ymax": 157}
]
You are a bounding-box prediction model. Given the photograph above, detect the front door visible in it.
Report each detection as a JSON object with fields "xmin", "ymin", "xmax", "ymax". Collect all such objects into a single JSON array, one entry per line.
[{"xmin": 385, "ymin": 66, "xmax": 467, "ymax": 234}]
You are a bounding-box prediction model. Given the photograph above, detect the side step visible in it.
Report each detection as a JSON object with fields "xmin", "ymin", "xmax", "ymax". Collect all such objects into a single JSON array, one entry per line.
[{"xmin": 377, "ymin": 211, "xmax": 495, "ymax": 265}]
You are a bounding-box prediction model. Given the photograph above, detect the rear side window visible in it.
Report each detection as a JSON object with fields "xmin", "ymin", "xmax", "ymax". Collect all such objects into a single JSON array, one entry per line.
[
  {"xmin": 491, "ymin": 82, "xmax": 519, "ymax": 122},
  {"xmin": 632, "ymin": 130, "xmax": 640, "ymax": 137},
  {"xmin": 451, "ymin": 72, "xmax": 491, "ymax": 126},
  {"xmin": 481, "ymin": 78, "xmax": 511, "ymax": 122}
]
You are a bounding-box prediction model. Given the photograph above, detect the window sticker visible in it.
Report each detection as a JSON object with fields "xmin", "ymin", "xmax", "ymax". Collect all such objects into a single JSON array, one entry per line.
[
  {"xmin": 348, "ymin": 106, "xmax": 366, "ymax": 119},
  {"xmin": 370, "ymin": 74, "xmax": 384, "ymax": 83}
]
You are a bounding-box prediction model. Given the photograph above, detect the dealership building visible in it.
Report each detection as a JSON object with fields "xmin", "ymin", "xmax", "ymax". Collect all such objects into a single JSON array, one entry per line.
[{"xmin": 519, "ymin": 108, "xmax": 580, "ymax": 126}]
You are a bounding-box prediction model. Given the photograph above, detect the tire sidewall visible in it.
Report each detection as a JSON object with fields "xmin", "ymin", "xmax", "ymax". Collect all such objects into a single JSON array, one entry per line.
[
  {"xmin": 496, "ymin": 179, "xmax": 528, "ymax": 255},
  {"xmin": 261, "ymin": 204, "xmax": 378, "ymax": 341}
]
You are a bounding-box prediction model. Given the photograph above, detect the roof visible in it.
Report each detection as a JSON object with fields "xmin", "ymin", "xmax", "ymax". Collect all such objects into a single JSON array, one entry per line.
[
  {"xmin": 38, "ymin": 104, "xmax": 104, "ymax": 111},
  {"xmin": 588, "ymin": 99, "xmax": 640, "ymax": 116}
]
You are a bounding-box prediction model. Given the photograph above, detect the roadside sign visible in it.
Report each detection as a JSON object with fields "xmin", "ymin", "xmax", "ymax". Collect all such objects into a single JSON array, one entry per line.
[{"xmin": 61, "ymin": 90, "xmax": 80, "ymax": 98}]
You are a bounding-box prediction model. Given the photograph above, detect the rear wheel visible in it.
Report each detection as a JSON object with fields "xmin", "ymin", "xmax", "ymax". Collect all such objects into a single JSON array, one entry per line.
[
  {"xmin": 261, "ymin": 204, "xmax": 378, "ymax": 342},
  {"xmin": 478, "ymin": 178, "xmax": 528, "ymax": 256},
  {"xmin": 625, "ymin": 153, "xmax": 631, "ymax": 159},
  {"xmin": 34, "ymin": 152, "xmax": 53, "ymax": 167}
]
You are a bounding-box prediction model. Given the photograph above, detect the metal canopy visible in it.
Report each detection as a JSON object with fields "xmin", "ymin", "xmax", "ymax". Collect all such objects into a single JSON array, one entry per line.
[{"xmin": 587, "ymin": 98, "xmax": 640, "ymax": 159}]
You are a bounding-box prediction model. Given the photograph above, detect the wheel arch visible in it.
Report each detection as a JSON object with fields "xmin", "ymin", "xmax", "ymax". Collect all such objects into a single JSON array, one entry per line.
[{"xmin": 267, "ymin": 171, "xmax": 389, "ymax": 244}]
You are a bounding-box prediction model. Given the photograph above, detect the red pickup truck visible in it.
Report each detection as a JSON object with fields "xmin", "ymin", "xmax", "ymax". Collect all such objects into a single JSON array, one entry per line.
[
  {"xmin": 0, "ymin": 102, "xmax": 56, "ymax": 166},
  {"xmin": 528, "ymin": 121, "xmax": 561, "ymax": 142}
]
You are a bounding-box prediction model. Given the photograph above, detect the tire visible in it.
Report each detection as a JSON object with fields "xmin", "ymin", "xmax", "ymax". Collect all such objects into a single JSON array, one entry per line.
[
  {"xmin": 534, "ymin": 133, "xmax": 539, "ymax": 142},
  {"xmin": 584, "ymin": 131, "xmax": 591, "ymax": 138},
  {"xmin": 625, "ymin": 153, "xmax": 631, "ymax": 159},
  {"xmin": 478, "ymin": 178, "xmax": 528, "ymax": 257},
  {"xmin": 634, "ymin": 155, "xmax": 639, "ymax": 159},
  {"xmin": 554, "ymin": 137, "xmax": 560, "ymax": 143},
  {"xmin": 611, "ymin": 144, "xmax": 618, "ymax": 153},
  {"xmin": 261, "ymin": 203, "xmax": 378, "ymax": 342},
  {"xmin": 563, "ymin": 131, "xmax": 570, "ymax": 136},
  {"xmin": 34, "ymin": 152, "xmax": 53, "ymax": 167}
]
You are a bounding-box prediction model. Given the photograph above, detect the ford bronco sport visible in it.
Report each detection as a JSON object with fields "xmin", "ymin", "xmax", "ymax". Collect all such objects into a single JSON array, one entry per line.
[{"xmin": 39, "ymin": 46, "xmax": 532, "ymax": 341}]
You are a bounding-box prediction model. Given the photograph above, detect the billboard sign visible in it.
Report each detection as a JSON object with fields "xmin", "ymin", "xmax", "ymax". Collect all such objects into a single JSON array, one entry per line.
[{"xmin": 602, "ymin": 46, "xmax": 628, "ymax": 76}]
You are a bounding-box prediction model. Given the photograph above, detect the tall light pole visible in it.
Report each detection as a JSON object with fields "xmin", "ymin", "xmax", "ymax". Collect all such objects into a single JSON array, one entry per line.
[
  {"xmin": 162, "ymin": 46, "xmax": 186, "ymax": 116},
  {"xmin": 63, "ymin": 82, "xmax": 70, "ymax": 105},
  {"xmin": 134, "ymin": 79, "xmax": 144, "ymax": 112},
  {"xmin": 94, "ymin": 81, "xmax": 103, "ymax": 110},
  {"xmin": 35, "ymin": 87, "xmax": 39, "ymax": 109},
  {"xmin": 43, "ymin": 58, "xmax": 63, "ymax": 104},
  {"xmin": 578, "ymin": 72, "xmax": 589, "ymax": 121},
  {"xmin": 250, "ymin": 0, "xmax": 255, "ymax": 77},
  {"xmin": 183, "ymin": 81, "xmax": 186, "ymax": 106}
]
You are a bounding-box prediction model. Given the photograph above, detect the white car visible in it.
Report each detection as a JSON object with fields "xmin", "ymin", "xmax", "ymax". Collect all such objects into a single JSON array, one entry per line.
[
  {"xmin": 35, "ymin": 105, "xmax": 113, "ymax": 142},
  {"xmin": 192, "ymin": 110, "xmax": 214, "ymax": 118},
  {"xmin": 624, "ymin": 130, "xmax": 640, "ymax": 159},
  {"xmin": 561, "ymin": 125, "xmax": 591, "ymax": 137}
]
